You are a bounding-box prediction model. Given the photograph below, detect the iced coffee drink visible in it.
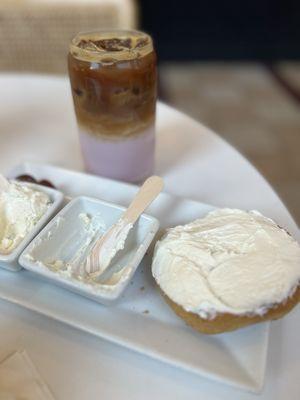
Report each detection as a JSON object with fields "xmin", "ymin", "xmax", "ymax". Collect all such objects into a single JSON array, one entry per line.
[{"xmin": 68, "ymin": 30, "xmax": 157, "ymax": 182}]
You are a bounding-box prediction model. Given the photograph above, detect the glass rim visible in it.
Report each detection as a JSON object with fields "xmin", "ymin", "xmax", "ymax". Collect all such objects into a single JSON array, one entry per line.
[{"xmin": 69, "ymin": 29, "xmax": 154, "ymax": 63}]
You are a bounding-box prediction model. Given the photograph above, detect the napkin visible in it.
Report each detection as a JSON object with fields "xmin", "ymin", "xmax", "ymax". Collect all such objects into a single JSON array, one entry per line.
[{"xmin": 0, "ymin": 350, "xmax": 55, "ymax": 400}]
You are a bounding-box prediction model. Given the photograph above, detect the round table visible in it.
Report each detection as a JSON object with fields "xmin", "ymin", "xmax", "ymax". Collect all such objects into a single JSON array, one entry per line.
[{"xmin": 0, "ymin": 74, "xmax": 299, "ymax": 400}]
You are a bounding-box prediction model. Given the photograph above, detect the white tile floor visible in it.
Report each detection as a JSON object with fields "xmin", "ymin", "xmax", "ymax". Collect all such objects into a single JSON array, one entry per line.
[{"xmin": 160, "ymin": 62, "xmax": 300, "ymax": 225}]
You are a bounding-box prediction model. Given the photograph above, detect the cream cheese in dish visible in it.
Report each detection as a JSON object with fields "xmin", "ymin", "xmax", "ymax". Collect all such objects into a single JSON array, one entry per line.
[
  {"xmin": 0, "ymin": 181, "xmax": 51, "ymax": 254},
  {"xmin": 152, "ymin": 209, "xmax": 300, "ymax": 319},
  {"xmin": 25, "ymin": 213, "xmax": 133, "ymax": 290}
]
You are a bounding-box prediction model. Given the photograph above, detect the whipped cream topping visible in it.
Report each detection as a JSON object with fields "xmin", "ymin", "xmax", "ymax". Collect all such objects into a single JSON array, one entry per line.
[
  {"xmin": 152, "ymin": 209, "xmax": 300, "ymax": 319},
  {"xmin": 0, "ymin": 181, "xmax": 51, "ymax": 254}
]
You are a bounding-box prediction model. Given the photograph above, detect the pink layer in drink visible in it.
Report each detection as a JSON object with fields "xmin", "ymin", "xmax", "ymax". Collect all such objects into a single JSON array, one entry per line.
[{"xmin": 79, "ymin": 124, "xmax": 155, "ymax": 182}]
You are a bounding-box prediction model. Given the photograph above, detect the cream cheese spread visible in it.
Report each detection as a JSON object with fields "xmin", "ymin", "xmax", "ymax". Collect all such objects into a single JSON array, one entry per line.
[
  {"xmin": 25, "ymin": 213, "xmax": 133, "ymax": 290},
  {"xmin": 0, "ymin": 181, "xmax": 51, "ymax": 254},
  {"xmin": 152, "ymin": 209, "xmax": 300, "ymax": 319}
]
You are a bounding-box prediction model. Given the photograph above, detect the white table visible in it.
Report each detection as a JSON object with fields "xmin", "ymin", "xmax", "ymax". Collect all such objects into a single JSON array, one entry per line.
[{"xmin": 0, "ymin": 74, "xmax": 299, "ymax": 399}]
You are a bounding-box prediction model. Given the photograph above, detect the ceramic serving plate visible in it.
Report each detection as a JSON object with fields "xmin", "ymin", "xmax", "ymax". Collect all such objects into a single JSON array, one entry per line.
[{"xmin": 0, "ymin": 162, "xmax": 270, "ymax": 392}]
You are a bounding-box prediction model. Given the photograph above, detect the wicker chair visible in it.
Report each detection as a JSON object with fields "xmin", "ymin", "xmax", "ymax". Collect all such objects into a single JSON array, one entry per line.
[{"xmin": 0, "ymin": 0, "xmax": 137, "ymax": 74}]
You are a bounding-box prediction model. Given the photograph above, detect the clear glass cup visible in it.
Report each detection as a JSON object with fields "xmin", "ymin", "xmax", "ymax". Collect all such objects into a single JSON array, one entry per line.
[{"xmin": 68, "ymin": 30, "xmax": 157, "ymax": 183}]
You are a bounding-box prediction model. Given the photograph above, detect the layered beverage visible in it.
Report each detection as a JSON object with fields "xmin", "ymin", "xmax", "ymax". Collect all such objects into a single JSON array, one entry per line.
[{"xmin": 68, "ymin": 30, "xmax": 157, "ymax": 182}]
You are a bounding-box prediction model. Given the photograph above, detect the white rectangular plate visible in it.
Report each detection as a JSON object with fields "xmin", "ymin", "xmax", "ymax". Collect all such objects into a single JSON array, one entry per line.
[{"xmin": 0, "ymin": 162, "xmax": 269, "ymax": 392}]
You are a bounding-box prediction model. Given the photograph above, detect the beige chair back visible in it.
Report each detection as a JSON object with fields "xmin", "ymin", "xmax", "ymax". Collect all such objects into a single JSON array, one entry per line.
[{"xmin": 0, "ymin": 0, "xmax": 137, "ymax": 74}]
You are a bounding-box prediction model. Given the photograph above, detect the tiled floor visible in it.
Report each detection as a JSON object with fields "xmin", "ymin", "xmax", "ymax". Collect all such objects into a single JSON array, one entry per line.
[{"xmin": 159, "ymin": 62, "xmax": 300, "ymax": 225}]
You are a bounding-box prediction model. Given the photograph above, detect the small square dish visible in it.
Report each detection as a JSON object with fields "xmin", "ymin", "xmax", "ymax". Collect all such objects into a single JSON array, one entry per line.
[
  {"xmin": 0, "ymin": 181, "xmax": 64, "ymax": 272},
  {"xmin": 19, "ymin": 196, "xmax": 160, "ymax": 304}
]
